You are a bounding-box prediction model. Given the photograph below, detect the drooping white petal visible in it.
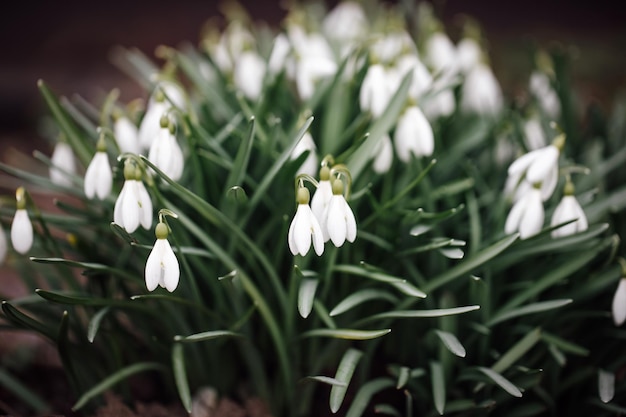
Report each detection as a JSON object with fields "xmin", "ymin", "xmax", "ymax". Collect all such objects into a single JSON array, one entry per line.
[
  {"xmin": 343, "ymin": 199, "xmax": 357, "ymax": 243},
  {"xmin": 234, "ymin": 51, "xmax": 266, "ymax": 100},
  {"xmin": 268, "ymin": 33, "xmax": 291, "ymax": 75},
  {"xmin": 11, "ymin": 209, "xmax": 33, "ymax": 254},
  {"xmin": 290, "ymin": 132, "xmax": 318, "ymax": 177},
  {"xmin": 523, "ymin": 118, "xmax": 546, "ymax": 150},
  {"xmin": 138, "ymin": 101, "xmax": 168, "ymax": 151},
  {"xmin": 372, "ymin": 134, "xmax": 393, "ymax": 174},
  {"xmin": 287, "ymin": 208, "xmax": 301, "ymax": 255},
  {"xmin": 360, "ymin": 64, "xmax": 391, "ymax": 117},
  {"xmin": 612, "ymin": 278, "xmax": 626, "ymax": 326},
  {"xmin": 326, "ymin": 195, "xmax": 347, "ymax": 247},
  {"xmin": 311, "ymin": 216, "xmax": 325, "ymax": 256},
  {"xmin": 394, "ymin": 106, "xmax": 434, "ymax": 162},
  {"xmin": 84, "ymin": 152, "xmax": 112, "ymax": 200},
  {"xmin": 551, "ymin": 195, "xmax": 588, "ymax": 238},
  {"xmin": 160, "ymin": 239, "xmax": 180, "ymax": 292},
  {"xmin": 113, "ymin": 181, "xmax": 129, "ymax": 227},
  {"xmin": 145, "ymin": 239, "xmax": 164, "ymax": 291},
  {"xmin": 424, "ymin": 32, "xmax": 458, "ymax": 78},
  {"xmin": 460, "ymin": 63, "xmax": 503, "ymax": 117},
  {"xmin": 456, "ymin": 38, "xmax": 482, "ymax": 74},
  {"xmin": 294, "ymin": 205, "xmax": 313, "ymax": 256},
  {"xmin": 311, "ymin": 181, "xmax": 332, "ymax": 241},
  {"xmin": 504, "ymin": 193, "xmax": 528, "ymax": 234},
  {"xmin": 114, "ymin": 117, "xmax": 140, "ymax": 154},
  {"xmin": 49, "ymin": 142, "xmax": 76, "ymax": 187},
  {"xmin": 136, "ymin": 182, "xmax": 153, "ymax": 230},
  {"xmin": 393, "ymin": 54, "xmax": 433, "ymax": 101},
  {"xmin": 121, "ymin": 181, "xmax": 140, "ymax": 233},
  {"xmin": 148, "ymin": 128, "xmax": 184, "ymax": 181},
  {"xmin": 323, "ymin": 1, "xmax": 367, "ymax": 42},
  {"xmin": 526, "ymin": 146, "xmax": 559, "ymax": 184}
]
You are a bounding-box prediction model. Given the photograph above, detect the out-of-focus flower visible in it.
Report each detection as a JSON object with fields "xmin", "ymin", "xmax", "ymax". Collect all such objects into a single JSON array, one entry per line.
[
  {"xmin": 323, "ymin": 1, "xmax": 368, "ymax": 45},
  {"xmin": 49, "ymin": 141, "xmax": 76, "ymax": 187},
  {"xmin": 234, "ymin": 50, "xmax": 266, "ymax": 100},
  {"xmin": 148, "ymin": 117, "xmax": 184, "ymax": 181},
  {"xmin": 114, "ymin": 161, "xmax": 153, "ymax": 233},
  {"xmin": 84, "ymin": 138, "xmax": 113, "ymax": 200},
  {"xmin": 145, "ymin": 221, "xmax": 180, "ymax": 292},
  {"xmin": 504, "ymin": 185, "xmax": 544, "ymax": 240},
  {"xmin": 290, "ymin": 132, "xmax": 318, "ymax": 177},
  {"xmin": 288, "ymin": 187, "xmax": 324, "ymax": 256},
  {"xmin": 394, "ymin": 105, "xmax": 434, "ymax": 162},
  {"xmin": 323, "ymin": 178, "xmax": 357, "ymax": 247},
  {"xmin": 311, "ymin": 166, "xmax": 333, "ymax": 241},
  {"xmin": 523, "ymin": 116, "xmax": 547, "ymax": 150},
  {"xmin": 268, "ymin": 33, "xmax": 292, "ymax": 76},
  {"xmin": 114, "ymin": 115, "xmax": 140, "ymax": 155},
  {"xmin": 424, "ymin": 31, "xmax": 458, "ymax": 79},
  {"xmin": 139, "ymin": 81, "xmax": 186, "ymax": 151},
  {"xmin": 360, "ymin": 63, "xmax": 392, "ymax": 117},
  {"xmin": 529, "ymin": 70, "xmax": 560, "ymax": 120},
  {"xmin": 456, "ymin": 37, "xmax": 482, "ymax": 74},
  {"xmin": 460, "ymin": 62, "xmax": 503, "ymax": 117},
  {"xmin": 550, "ymin": 180, "xmax": 588, "ymax": 238},
  {"xmin": 392, "ymin": 54, "xmax": 433, "ymax": 101},
  {"xmin": 372, "ymin": 134, "xmax": 394, "ymax": 174},
  {"xmin": 10, "ymin": 188, "xmax": 33, "ymax": 255}
]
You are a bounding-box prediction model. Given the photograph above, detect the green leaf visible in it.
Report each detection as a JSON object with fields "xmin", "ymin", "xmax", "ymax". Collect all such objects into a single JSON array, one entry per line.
[
  {"xmin": 345, "ymin": 378, "xmax": 395, "ymax": 417},
  {"xmin": 541, "ymin": 331, "xmax": 589, "ymax": 356},
  {"xmin": 1, "ymin": 301, "xmax": 57, "ymax": 341},
  {"xmin": 430, "ymin": 362, "xmax": 446, "ymax": 415},
  {"xmin": 172, "ymin": 344, "xmax": 192, "ymax": 413},
  {"xmin": 87, "ymin": 307, "xmax": 110, "ymax": 343},
  {"xmin": 390, "ymin": 281, "xmax": 427, "ymax": 298},
  {"xmin": 492, "ymin": 328, "xmax": 542, "ymax": 374},
  {"xmin": 364, "ymin": 305, "xmax": 480, "ymax": 322},
  {"xmin": 302, "ymin": 376, "xmax": 347, "ymax": 387},
  {"xmin": 333, "ymin": 264, "xmax": 407, "ymax": 284},
  {"xmin": 36, "ymin": 289, "xmax": 145, "ymax": 309},
  {"xmin": 424, "ymin": 233, "xmax": 519, "ymax": 292},
  {"xmin": 330, "ymin": 289, "xmax": 397, "ymax": 317},
  {"xmin": 396, "ymin": 366, "xmax": 410, "ymax": 389},
  {"xmin": 476, "ymin": 367, "xmax": 523, "ymax": 398},
  {"xmin": 30, "ymin": 257, "xmax": 139, "ymax": 282},
  {"xmin": 303, "ymin": 328, "xmax": 391, "ymax": 340},
  {"xmin": 298, "ymin": 279, "xmax": 319, "ymax": 319},
  {"xmin": 0, "ymin": 368, "xmax": 48, "ymax": 413},
  {"xmin": 72, "ymin": 362, "xmax": 166, "ymax": 410},
  {"xmin": 223, "ymin": 116, "xmax": 255, "ymax": 195},
  {"xmin": 330, "ymin": 349, "xmax": 363, "ymax": 413},
  {"xmin": 173, "ymin": 330, "xmax": 243, "ymax": 343},
  {"xmin": 598, "ymin": 369, "xmax": 615, "ymax": 403},
  {"xmin": 110, "ymin": 222, "xmax": 137, "ymax": 244},
  {"xmin": 487, "ymin": 299, "xmax": 572, "ymax": 326},
  {"xmin": 435, "ymin": 330, "xmax": 467, "ymax": 358}
]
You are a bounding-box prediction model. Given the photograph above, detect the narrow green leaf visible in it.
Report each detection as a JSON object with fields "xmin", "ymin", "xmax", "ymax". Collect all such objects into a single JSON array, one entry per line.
[
  {"xmin": 72, "ymin": 362, "xmax": 166, "ymax": 410},
  {"xmin": 435, "ymin": 330, "xmax": 467, "ymax": 358},
  {"xmin": 541, "ymin": 332, "xmax": 589, "ymax": 356},
  {"xmin": 1, "ymin": 301, "xmax": 57, "ymax": 341},
  {"xmin": 330, "ymin": 289, "xmax": 397, "ymax": 317},
  {"xmin": 492, "ymin": 328, "xmax": 542, "ymax": 374},
  {"xmin": 0, "ymin": 368, "xmax": 48, "ymax": 413},
  {"xmin": 396, "ymin": 366, "xmax": 410, "ymax": 389},
  {"xmin": 224, "ymin": 117, "xmax": 255, "ymax": 194},
  {"xmin": 298, "ymin": 279, "xmax": 319, "ymax": 319},
  {"xmin": 476, "ymin": 367, "xmax": 523, "ymax": 398},
  {"xmin": 87, "ymin": 307, "xmax": 110, "ymax": 343},
  {"xmin": 330, "ymin": 349, "xmax": 363, "ymax": 413},
  {"xmin": 598, "ymin": 369, "xmax": 615, "ymax": 403},
  {"xmin": 425, "ymin": 233, "xmax": 519, "ymax": 292},
  {"xmin": 303, "ymin": 328, "xmax": 391, "ymax": 340},
  {"xmin": 487, "ymin": 299, "xmax": 572, "ymax": 326},
  {"xmin": 389, "ymin": 281, "xmax": 427, "ymax": 298},
  {"xmin": 174, "ymin": 330, "xmax": 243, "ymax": 343},
  {"xmin": 172, "ymin": 344, "xmax": 192, "ymax": 413},
  {"xmin": 345, "ymin": 378, "xmax": 395, "ymax": 417},
  {"xmin": 302, "ymin": 376, "xmax": 347, "ymax": 387},
  {"xmin": 110, "ymin": 222, "xmax": 137, "ymax": 244},
  {"xmin": 30, "ymin": 257, "xmax": 139, "ymax": 282},
  {"xmin": 373, "ymin": 404, "xmax": 401, "ymax": 416},
  {"xmin": 365, "ymin": 306, "xmax": 480, "ymax": 322},
  {"xmin": 333, "ymin": 264, "xmax": 406, "ymax": 284},
  {"xmin": 36, "ymin": 289, "xmax": 142, "ymax": 308},
  {"xmin": 430, "ymin": 362, "xmax": 446, "ymax": 415},
  {"xmin": 226, "ymin": 186, "xmax": 248, "ymax": 205}
]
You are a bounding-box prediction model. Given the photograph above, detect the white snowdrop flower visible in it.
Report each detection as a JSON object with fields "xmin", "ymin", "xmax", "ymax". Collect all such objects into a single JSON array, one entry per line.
[
  {"xmin": 290, "ymin": 131, "xmax": 318, "ymax": 177},
  {"xmin": 113, "ymin": 161, "xmax": 153, "ymax": 233},
  {"xmin": 0, "ymin": 225, "xmax": 7, "ymax": 264},
  {"xmin": 138, "ymin": 99, "xmax": 169, "ymax": 151},
  {"xmin": 49, "ymin": 141, "xmax": 76, "ymax": 187},
  {"xmin": 268, "ymin": 33, "xmax": 292, "ymax": 75},
  {"xmin": 290, "ymin": 31, "xmax": 337, "ymax": 101},
  {"xmin": 288, "ymin": 187, "xmax": 324, "ymax": 256},
  {"xmin": 523, "ymin": 117, "xmax": 546, "ymax": 150},
  {"xmin": 10, "ymin": 188, "xmax": 33, "ymax": 255},
  {"xmin": 323, "ymin": 178, "xmax": 357, "ymax": 247},
  {"xmin": 394, "ymin": 105, "xmax": 434, "ymax": 162},
  {"xmin": 550, "ymin": 181, "xmax": 588, "ymax": 238},
  {"xmin": 145, "ymin": 222, "xmax": 180, "ymax": 292},
  {"xmin": 360, "ymin": 63, "xmax": 392, "ymax": 117},
  {"xmin": 456, "ymin": 38, "xmax": 482, "ymax": 74},
  {"xmin": 113, "ymin": 116, "xmax": 140, "ymax": 155},
  {"xmin": 311, "ymin": 166, "xmax": 333, "ymax": 241},
  {"xmin": 210, "ymin": 21, "xmax": 255, "ymax": 73},
  {"xmin": 529, "ymin": 71, "xmax": 560, "ymax": 119},
  {"xmin": 612, "ymin": 278, "xmax": 626, "ymax": 326},
  {"xmin": 323, "ymin": 1, "xmax": 367, "ymax": 43},
  {"xmin": 392, "ymin": 54, "xmax": 433, "ymax": 101},
  {"xmin": 424, "ymin": 31, "xmax": 458, "ymax": 79},
  {"xmin": 370, "ymin": 31, "xmax": 416, "ymax": 65},
  {"xmin": 422, "ymin": 88, "xmax": 456, "ymax": 121},
  {"xmin": 504, "ymin": 185, "xmax": 544, "ymax": 240},
  {"xmin": 505, "ymin": 135, "xmax": 564, "ymax": 202},
  {"xmin": 234, "ymin": 50, "xmax": 266, "ymax": 100},
  {"xmin": 460, "ymin": 62, "xmax": 503, "ymax": 117},
  {"xmin": 153, "ymin": 80, "xmax": 186, "ymax": 110},
  {"xmin": 148, "ymin": 118, "xmax": 184, "ymax": 181},
  {"xmin": 84, "ymin": 142, "xmax": 112, "ymax": 200},
  {"xmin": 372, "ymin": 134, "xmax": 394, "ymax": 174}
]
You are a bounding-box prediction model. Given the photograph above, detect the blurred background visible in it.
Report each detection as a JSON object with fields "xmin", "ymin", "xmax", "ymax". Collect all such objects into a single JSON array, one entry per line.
[{"xmin": 1, "ymin": 0, "xmax": 625, "ymax": 163}]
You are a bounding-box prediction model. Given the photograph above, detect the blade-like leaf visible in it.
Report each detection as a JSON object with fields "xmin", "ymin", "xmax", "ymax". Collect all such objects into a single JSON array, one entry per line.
[
  {"xmin": 488, "ymin": 299, "xmax": 572, "ymax": 326},
  {"xmin": 330, "ymin": 289, "xmax": 397, "ymax": 317},
  {"xmin": 598, "ymin": 369, "xmax": 615, "ymax": 403},
  {"xmin": 430, "ymin": 362, "xmax": 446, "ymax": 415},
  {"xmin": 330, "ymin": 349, "xmax": 363, "ymax": 413},
  {"xmin": 364, "ymin": 305, "xmax": 480, "ymax": 322},
  {"xmin": 302, "ymin": 376, "xmax": 347, "ymax": 387},
  {"xmin": 303, "ymin": 328, "xmax": 391, "ymax": 340},
  {"xmin": 476, "ymin": 367, "xmax": 523, "ymax": 398},
  {"xmin": 435, "ymin": 330, "xmax": 467, "ymax": 358},
  {"xmin": 87, "ymin": 307, "xmax": 110, "ymax": 343},
  {"xmin": 345, "ymin": 378, "xmax": 395, "ymax": 417},
  {"xmin": 298, "ymin": 279, "xmax": 319, "ymax": 319},
  {"xmin": 173, "ymin": 330, "xmax": 243, "ymax": 343},
  {"xmin": 172, "ymin": 343, "xmax": 192, "ymax": 413}
]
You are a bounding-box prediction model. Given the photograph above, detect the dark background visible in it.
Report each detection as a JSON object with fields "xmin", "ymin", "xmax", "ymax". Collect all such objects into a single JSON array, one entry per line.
[{"xmin": 1, "ymin": 0, "xmax": 625, "ymax": 159}]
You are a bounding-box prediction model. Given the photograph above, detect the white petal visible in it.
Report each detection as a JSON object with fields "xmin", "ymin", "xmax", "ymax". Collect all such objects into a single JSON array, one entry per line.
[
  {"xmin": 138, "ymin": 102, "xmax": 168, "ymax": 151},
  {"xmin": 343, "ymin": 199, "xmax": 357, "ymax": 243},
  {"xmin": 121, "ymin": 181, "xmax": 140, "ymax": 233},
  {"xmin": 11, "ymin": 209, "xmax": 33, "ymax": 254},
  {"xmin": 540, "ymin": 165, "xmax": 558, "ymax": 201},
  {"xmin": 113, "ymin": 181, "xmax": 129, "ymax": 226},
  {"xmin": 234, "ymin": 51, "xmax": 266, "ymax": 100},
  {"xmin": 551, "ymin": 195, "xmax": 587, "ymax": 238},
  {"xmin": 372, "ymin": 134, "xmax": 393, "ymax": 174},
  {"xmin": 288, "ymin": 208, "xmax": 300, "ymax": 255},
  {"xmin": 160, "ymin": 239, "xmax": 180, "ymax": 292},
  {"xmin": 311, "ymin": 181, "xmax": 332, "ymax": 241},
  {"xmin": 145, "ymin": 239, "xmax": 164, "ymax": 291},
  {"xmin": 612, "ymin": 279, "xmax": 626, "ymax": 326},
  {"xmin": 326, "ymin": 196, "xmax": 347, "ymax": 247},
  {"xmin": 519, "ymin": 189, "xmax": 544, "ymax": 239},
  {"xmin": 114, "ymin": 117, "xmax": 140, "ymax": 154},
  {"xmin": 50, "ymin": 142, "xmax": 75, "ymax": 187},
  {"xmin": 136, "ymin": 182, "xmax": 153, "ymax": 230},
  {"xmin": 504, "ymin": 194, "xmax": 527, "ymax": 235},
  {"xmin": 526, "ymin": 146, "xmax": 558, "ymax": 184},
  {"xmin": 85, "ymin": 152, "xmax": 112, "ymax": 200},
  {"xmin": 310, "ymin": 212, "xmax": 325, "ymax": 256},
  {"xmin": 294, "ymin": 205, "xmax": 312, "ymax": 256}
]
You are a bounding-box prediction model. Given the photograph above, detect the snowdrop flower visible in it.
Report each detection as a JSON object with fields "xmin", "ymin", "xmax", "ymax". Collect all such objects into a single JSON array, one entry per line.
[
  {"xmin": 114, "ymin": 160, "xmax": 153, "ymax": 233},
  {"xmin": 504, "ymin": 185, "xmax": 544, "ymax": 240},
  {"xmin": 145, "ymin": 221, "xmax": 180, "ymax": 292},
  {"xmin": 424, "ymin": 31, "xmax": 458, "ymax": 80},
  {"xmin": 138, "ymin": 96, "xmax": 169, "ymax": 151},
  {"xmin": 323, "ymin": 178, "xmax": 357, "ymax": 247},
  {"xmin": 10, "ymin": 187, "xmax": 33, "ymax": 255},
  {"xmin": 311, "ymin": 166, "xmax": 333, "ymax": 240},
  {"xmin": 360, "ymin": 63, "xmax": 392, "ymax": 117},
  {"xmin": 370, "ymin": 31, "xmax": 416, "ymax": 65},
  {"xmin": 114, "ymin": 115, "xmax": 140, "ymax": 154},
  {"xmin": 0, "ymin": 225, "xmax": 7, "ymax": 264},
  {"xmin": 460, "ymin": 62, "xmax": 503, "ymax": 117},
  {"xmin": 372, "ymin": 134, "xmax": 394, "ymax": 174},
  {"xmin": 550, "ymin": 180, "xmax": 588, "ymax": 238},
  {"xmin": 456, "ymin": 37, "xmax": 482, "ymax": 74},
  {"xmin": 290, "ymin": 131, "xmax": 318, "ymax": 177},
  {"xmin": 394, "ymin": 105, "xmax": 434, "ymax": 162},
  {"xmin": 612, "ymin": 277, "xmax": 626, "ymax": 326},
  {"xmin": 505, "ymin": 134, "xmax": 564, "ymax": 202},
  {"xmin": 523, "ymin": 116, "xmax": 547, "ymax": 150},
  {"xmin": 288, "ymin": 187, "xmax": 324, "ymax": 256},
  {"xmin": 49, "ymin": 141, "xmax": 76, "ymax": 187},
  {"xmin": 148, "ymin": 117, "xmax": 184, "ymax": 181},
  {"xmin": 422, "ymin": 87, "xmax": 456, "ymax": 121},
  {"xmin": 234, "ymin": 50, "xmax": 266, "ymax": 100},
  {"xmin": 322, "ymin": 1, "xmax": 367, "ymax": 44},
  {"xmin": 84, "ymin": 137, "xmax": 112, "ymax": 200},
  {"xmin": 393, "ymin": 54, "xmax": 433, "ymax": 101},
  {"xmin": 268, "ymin": 33, "xmax": 291, "ymax": 76},
  {"xmin": 530, "ymin": 71, "xmax": 560, "ymax": 119}
]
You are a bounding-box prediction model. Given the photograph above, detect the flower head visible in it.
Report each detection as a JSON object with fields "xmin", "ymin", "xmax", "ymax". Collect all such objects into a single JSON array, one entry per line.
[
  {"xmin": 504, "ymin": 185, "xmax": 544, "ymax": 240},
  {"xmin": 234, "ymin": 50, "xmax": 266, "ymax": 100},
  {"xmin": 372, "ymin": 134, "xmax": 394, "ymax": 174},
  {"xmin": 11, "ymin": 188, "xmax": 33, "ymax": 255},
  {"xmin": 114, "ymin": 115, "xmax": 140, "ymax": 155},
  {"xmin": 550, "ymin": 180, "xmax": 588, "ymax": 238},
  {"xmin": 323, "ymin": 178, "xmax": 357, "ymax": 247},
  {"xmin": 460, "ymin": 62, "xmax": 503, "ymax": 117},
  {"xmin": 359, "ymin": 63, "xmax": 392, "ymax": 117},
  {"xmin": 145, "ymin": 222, "xmax": 180, "ymax": 292},
  {"xmin": 311, "ymin": 166, "xmax": 333, "ymax": 240},
  {"xmin": 394, "ymin": 105, "xmax": 434, "ymax": 162},
  {"xmin": 148, "ymin": 117, "xmax": 184, "ymax": 181},
  {"xmin": 288, "ymin": 187, "xmax": 324, "ymax": 256},
  {"xmin": 290, "ymin": 132, "xmax": 319, "ymax": 178},
  {"xmin": 84, "ymin": 138, "xmax": 112, "ymax": 200},
  {"xmin": 113, "ymin": 161, "xmax": 153, "ymax": 233},
  {"xmin": 612, "ymin": 275, "xmax": 626, "ymax": 326},
  {"xmin": 49, "ymin": 141, "xmax": 76, "ymax": 187}
]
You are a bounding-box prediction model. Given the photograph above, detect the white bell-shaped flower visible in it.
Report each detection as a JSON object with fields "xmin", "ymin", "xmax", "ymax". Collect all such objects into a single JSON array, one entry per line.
[
  {"xmin": 113, "ymin": 161, "xmax": 153, "ymax": 233},
  {"xmin": 372, "ymin": 134, "xmax": 394, "ymax": 174},
  {"xmin": 0, "ymin": 225, "xmax": 7, "ymax": 264},
  {"xmin": 456, "ymin": 37, "xmax": 482, "ymax": 74},
  {"xmin": 529, "ymin": 71, "xmax": 561, "ymax": 119},
  {"xmin": 424, "ymin": 31, "xmax": 458, "ymax": 79},
  {"xmin": 550, "ymin": 181, "xmax": 588, "ymax": 238},
  {"xmin": 370, "ymin": 31, "xmax": 416, "ymax": 65},
  {"xmin": 322, "ymin": 1, "xmax": 368, "ymax": 43},
  {"xmin": 148, "ymin": 117, "xmax": 184, "ymax": 181},
  {"xmin": 268, "ymin": 33, "xmax": 292, "ymax": 76},
  {"xmin": 422, "ymin": 88, "xmax": 456, "ymax": 121},
  {"xmin": 288, "ymin": 187, "xmax": 324, "ymax": 256},
  {"xmin": 505, "ymin": 185, "xmax": 544, "ymax": 239},
  {"xmin": 10, "ymin": 189, "xmax": 33, "ymax": 255},
  {"xmin": 114, "ymin": 116, "xmax": 140, "ymax": 155},
  {"xmin": 359, "ymin": 63, "xmax": 392, "ymax": 117},
  {"xmin": 290, "ymin": 131, "xmax": 319, "ymax": 178},
  {"xmin": 84, "ymin": 149, "xmax": 113, "ymax": 200},
  {"xmin": 612, "ymin": 278, "xmax": 626, "ymax": 326},
  {"xmin": 145, "ymin": 222, "xmax": 180, "ymax": 292},
  {"xmin": 392, "ymin": 54, "xmax": 433, "ymax": 101},
  {"xmin": 234, "ymin": 50, "xmax": 266, "ymax": 100},
  {"xmin": 523, "ymin": 116, "xmax": 547, "ymax": 150},
  {"xmin": 311, "ymin": 166, "xmax": 333, "ymax": 241},
  {"xmin": 394, "ymin": 105, "xmax": 434, "ymax": 162},
  {"xmin": 138, "ymin": 99, "xmax": 169, "ymax": 151},
  {"xmin": 460, "ymin": 62, "xmax": 503, "ymax": 117},
  {"xmin": 49, "ymin": 141, "xmax": 76, "ymax": 187},
  {"xmin": 323, "ymin": 178, "xmax": 357, "ymax": 247}
]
